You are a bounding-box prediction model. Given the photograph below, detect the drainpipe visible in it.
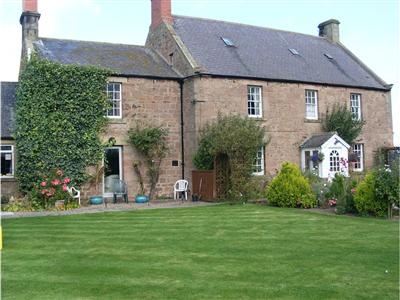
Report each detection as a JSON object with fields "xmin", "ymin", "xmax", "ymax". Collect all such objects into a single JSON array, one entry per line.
[{"xmin": 179, "ymin": 80, "xmax": 185, "ymax": 179}]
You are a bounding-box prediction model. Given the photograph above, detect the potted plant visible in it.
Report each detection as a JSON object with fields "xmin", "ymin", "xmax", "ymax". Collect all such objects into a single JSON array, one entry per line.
[{"xmin": 133, "ymin": 161, "xmax": 149, "ymax": 203}]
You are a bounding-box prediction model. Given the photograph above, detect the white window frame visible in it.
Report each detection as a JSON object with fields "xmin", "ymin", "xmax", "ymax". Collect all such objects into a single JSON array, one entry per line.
[
  {"xmin": 1, "ymin": 145, "xmax": 14, "ymax": 178},
  {"xmin": 352, "ymin": 144, "xmax": 364, "ymax": 171},
  {"xmin": 329, "ymin": 150, "xmax": 340, "ymax": 172},
  {"xmin": 253, "ymin": 146, "xmax": 265, "ymax": 176},
  {"xmin": 305, "ymin": 90, "xmax": 318, "ymax": 120},
  {"xmin": 247, "ymin": 86, "xmax": 263, "ymax": 118},
  {"xmin": 350, "ymin": 93, "xmax": 362, "ymax": 121},
  {"xmin": 106, "ymin": 82, "xmax": 122, "ymax": 118}
]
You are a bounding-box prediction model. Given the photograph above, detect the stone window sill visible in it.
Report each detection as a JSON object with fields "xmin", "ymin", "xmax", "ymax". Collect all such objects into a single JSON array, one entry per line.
[
  {"xmin": 304, "ymin": 118, "xmax": 321, "ymax": 123},
  {"xmin": 108, "ymin": 119, "xmax": 127, "ymax": 125},
  {"xmin": 1, "ymin": 177, "xmax": 17, "ymax": 182}
]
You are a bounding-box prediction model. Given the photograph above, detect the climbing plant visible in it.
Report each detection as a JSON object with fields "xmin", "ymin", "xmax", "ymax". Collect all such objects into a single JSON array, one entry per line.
[
  {"xmin": 193, "ymin": 115, "xmax": 267, "ymax": 201},
  {"xmin": 128, "ymin": 123, "xmax": 169, "ymax": 201},
  {"xmin": 323, "ymin": 104, "xmax": 365, "ymax": 145},
  {"xmin": 15, "ymin": 56, "xmax": 110, "ymax": 192}
]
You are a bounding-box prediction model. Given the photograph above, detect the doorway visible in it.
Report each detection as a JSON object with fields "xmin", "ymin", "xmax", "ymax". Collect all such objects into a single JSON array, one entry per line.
[{"xmin": 103, "ymin": 147, "xmax": 122, "ymax": 197}]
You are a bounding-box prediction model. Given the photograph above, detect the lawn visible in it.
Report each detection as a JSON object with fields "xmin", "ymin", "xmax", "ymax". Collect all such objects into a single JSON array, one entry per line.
[{"xmin": 1, "ymin": 205, "xmax": 399, "ymax": 299}]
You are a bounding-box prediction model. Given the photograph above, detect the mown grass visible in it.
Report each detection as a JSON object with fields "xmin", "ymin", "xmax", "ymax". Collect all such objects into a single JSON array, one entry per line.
[{"xmin": 1, "ymin": 204, "xmax": 399, "ymax": 299}]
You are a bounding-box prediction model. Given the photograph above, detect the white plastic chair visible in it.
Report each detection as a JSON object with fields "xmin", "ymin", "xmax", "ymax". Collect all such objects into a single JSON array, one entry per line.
[
  {"xmin": 174, "ymin": 180, "xmax": 188, "ymax": 201},
  {"xmin": 67, "ymin": 186, "xmax": 81, "ymax": 206}
]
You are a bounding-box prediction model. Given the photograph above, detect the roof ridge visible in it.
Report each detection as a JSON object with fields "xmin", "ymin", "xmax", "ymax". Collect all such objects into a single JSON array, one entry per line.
[
  {"xmin": 172, "ymin": 14, "xmax": 325, "ymax": 41},
  {"xmin": 39, "ymin": 37, "xmax": 149, "ymax": 49}
]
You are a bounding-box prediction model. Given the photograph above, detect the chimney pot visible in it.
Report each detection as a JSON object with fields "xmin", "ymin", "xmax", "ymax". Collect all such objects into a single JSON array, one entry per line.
[
  {"xmin": 151, "ymin": 0, "xmax": 172, "ymax": 30},
  {"xmin": 318, "ymin": 19, "xmax": 340, "ymax": 43},
  {"xmin": 23, "ymin": 0, "xmax": 37, "ymax": 12}
]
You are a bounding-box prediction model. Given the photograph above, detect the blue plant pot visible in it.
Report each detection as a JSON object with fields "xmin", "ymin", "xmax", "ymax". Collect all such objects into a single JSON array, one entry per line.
[
  {"xmin": 135, "ymin": 195, "xmax": 149, "ymax": 203},
  {"xmin": 90, "ymin": 196, "xmax": 104, "ymax": 205}
]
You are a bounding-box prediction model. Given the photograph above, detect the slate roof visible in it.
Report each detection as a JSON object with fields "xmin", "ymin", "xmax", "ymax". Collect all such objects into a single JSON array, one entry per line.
[
  {"xmin": 1, "ymin": 82, "xmax": 17, "ymax": 139},
  {"xmin": 172, "ymin": 15, "xmax": 389, "ymax": 90},
  {"xmin": 300, "ymin": 132, "xmax": 336, "ymax": 148},
  {"xmin": 34, "ymin": 38, "xmax": 180, "ymax": 78}
]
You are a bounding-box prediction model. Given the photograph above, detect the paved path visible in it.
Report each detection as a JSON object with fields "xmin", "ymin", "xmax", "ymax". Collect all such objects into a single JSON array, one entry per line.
[{"xmin": 1, "ymin": 200, "xmax": 217, "ymax": 219}]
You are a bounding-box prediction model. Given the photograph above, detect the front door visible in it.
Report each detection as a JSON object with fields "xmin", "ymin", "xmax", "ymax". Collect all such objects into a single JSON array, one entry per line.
[{"xmin": 103, "ymin": 147, "xmax": 122, "ymax": 197}]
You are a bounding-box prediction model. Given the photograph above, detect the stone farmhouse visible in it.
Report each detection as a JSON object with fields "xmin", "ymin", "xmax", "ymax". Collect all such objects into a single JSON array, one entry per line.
[{"xmin": 1, "ymin": 0, "xmax": 393, "ymax": 198}]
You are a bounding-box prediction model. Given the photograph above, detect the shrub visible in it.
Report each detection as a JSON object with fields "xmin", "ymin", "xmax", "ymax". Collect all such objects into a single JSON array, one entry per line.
[
  {"xmin": 266, "ymin": 162, "xmax": 316, "ymax": 208},
  {"xmin": 29, "ymin": 168, "xmax": 74, "ymax": 209},
  {"xmin": 326, "ymin": 174, "xmax": 358, "ymax": 214},
  {"xmin": 354, "ymin": 172, "xmax": 387, "ymax": 217},
  {"xmin": 374, "ymin": 165, "xmax": 399, "ymax": 218},
  {"xmin": 323, "ymin": 104, "xmax": 365, "ymax": 145},
  {"xmin": 303, "ymin": 171, "xmax": 330, "ymax": 207},
  {"xmin": 16, "ymin": 56, "xmax": 109, "ymax": 192}
]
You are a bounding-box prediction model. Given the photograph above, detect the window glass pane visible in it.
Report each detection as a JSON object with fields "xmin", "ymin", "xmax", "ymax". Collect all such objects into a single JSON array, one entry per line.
[
  {"xmin": 1, "ymin": 146, "xmax": 12, "ymax": 151},
  {"xmin": 1, "ymin": 152, "xmax": 13, "ymax": 175}
]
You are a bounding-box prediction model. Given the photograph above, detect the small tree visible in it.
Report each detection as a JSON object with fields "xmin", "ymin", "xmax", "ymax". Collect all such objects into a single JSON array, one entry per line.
[
  {"xmin": 193, "ymin": 115, "xmax": 267, "ymax": 201},
  {"xmin": 128, "ymin": 124, "xmax": 168, "ymax": 201},
  {"xmin": 323, "ymin": 104, "xmax": 365, "ymax": 145}
]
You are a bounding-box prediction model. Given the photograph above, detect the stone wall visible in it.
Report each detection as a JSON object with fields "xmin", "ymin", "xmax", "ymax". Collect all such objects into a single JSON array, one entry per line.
[
  {"xmin": 183, "ymin": 77, "xmax": 393, "ymax": 180},
  {"xmin": 83, "ymin": 77, "xmax": 183, "ymax": 200}
]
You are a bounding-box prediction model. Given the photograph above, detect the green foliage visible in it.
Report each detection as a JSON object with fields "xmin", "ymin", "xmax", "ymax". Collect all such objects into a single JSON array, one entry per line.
[
  {"xmin": 323, "ymin": 104, "xmax": 365, "ymax": 145},
  {"xmin": 266, "ymin": 162, "xmax": 316, "ymax": 208},
  {"xmin": 193, "ymin": 132, "xmax": 214, "ymax": 170},
  {"xmin": 326, "ymin": 174, "xmax": 357, "ymax": 214},
  {"xmin": 15, "ymin": 56, "xmax": 109, "ymax": 192},
  {"xmin": 374, "ymin": 165, "xmax": 399, "ymax": 218},
  {"xmin": 354, "ymin": 163, "xmax": 399, "ymax": 218},
  {"xmin": 303, "ymin": 171, "xmax": 330, "ymax": 207},
  {"xmin": 193, "ymin": 115, "xmax": 267, "ymax": 200},
  {"xmin": 354, "ymin": 172, "xmax": 387, "ymax": 217},
  {"xmin": 128, "ymin": 123, "xmax": 169, "ymax": 200}
]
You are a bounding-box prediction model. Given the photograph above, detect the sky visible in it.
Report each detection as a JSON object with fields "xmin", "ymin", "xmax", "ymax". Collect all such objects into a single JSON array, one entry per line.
[{"xmin": 1, "ymin": 0, "xmax": 399, "ymax": 145}]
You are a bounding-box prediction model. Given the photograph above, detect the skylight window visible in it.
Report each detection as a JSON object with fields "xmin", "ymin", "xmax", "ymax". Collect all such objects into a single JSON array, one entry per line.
[
  {"xmin": 288, "ymin": 48, "xmax": 299, "ymax": 55},
  {"xmin": 221, "ymin": 37, "xmax": 235, "ymax": 47},
  {"xmin": 324, "ymin": 53, "xmax": 333, "ymax": 59}
]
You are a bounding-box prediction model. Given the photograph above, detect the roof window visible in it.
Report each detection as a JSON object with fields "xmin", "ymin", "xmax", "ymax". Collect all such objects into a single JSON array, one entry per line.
[
  {"xmin": 324, "ymin": 53, "xmax": 333, "ymax": 59},
  {"xmin": 288, "ymin": 48, "xmax": 300, "ymax": 55},
  {"xmin": 221, "ymin": 37, "xmax": 235, "ymax": 47}
]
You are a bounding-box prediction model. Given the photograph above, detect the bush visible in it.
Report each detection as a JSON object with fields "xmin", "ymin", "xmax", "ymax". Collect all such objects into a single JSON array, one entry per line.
[
  {"xmin": 266, "ymin": 162, "xmax": 316, "ymax": 208},
  {"xmin": 354, "ymin": 172, "xmax": 387, "ymax": 217},
  {"xmin": 326, "ymin": 174, "xmax": 357, "ymax": 214},
  {"xmin": 29, "ymin": 168, "xmax": 74, "ymax": 209}
]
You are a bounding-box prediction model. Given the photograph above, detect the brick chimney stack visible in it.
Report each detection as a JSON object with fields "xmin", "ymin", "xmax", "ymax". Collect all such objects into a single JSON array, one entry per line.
[
  {"xmin": 151, "ymin": 0, "xmax": 172, "ymax": 30},
  {"xmin": 20, "ymin": 0, "xmax": 40, "ymax": 60},
  {"xmin": 318, "ymin": 19, "xmax": 340, "ymax": 43}
]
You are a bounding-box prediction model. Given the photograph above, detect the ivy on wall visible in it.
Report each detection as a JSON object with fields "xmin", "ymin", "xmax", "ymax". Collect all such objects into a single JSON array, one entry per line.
[{"xmin": 15, "ymin": 56, "xmax": 110, "ymax": 192}]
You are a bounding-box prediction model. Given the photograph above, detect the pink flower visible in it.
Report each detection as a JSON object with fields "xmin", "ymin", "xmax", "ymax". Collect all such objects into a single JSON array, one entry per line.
[
  {"xmin": 62, "ymin": 184, "xmax": 68, "ymax": 192},
  {"xmin": 40, "ymin": 181, "xmax": 47, "ymax": 187},
  {"xmin": 56, "ymin": 169, "xmax": 63, "ymax": 176},
  {"xmin": 351, "ymin": 188, "xmax": 356, "ymax": 194},
  {"xmin": 63, "ymin": 178, "xmax": 71, "ymax": 184},
  {"xmin": 41, "ymin": 189, "xmax": 48, "ymax": 195},
  {"xmin": 51, "ymin": 179, "xmax": 61, "ymax": 186},
  {"xmin": 328, "ymin": 199, "xmax": 337, "ymax": 206}
]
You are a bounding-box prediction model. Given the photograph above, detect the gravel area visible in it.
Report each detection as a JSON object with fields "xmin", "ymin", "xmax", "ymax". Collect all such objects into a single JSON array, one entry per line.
[{"xmin": 1, "ymin": 200, "xmax": 217, "ymax": 219}]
